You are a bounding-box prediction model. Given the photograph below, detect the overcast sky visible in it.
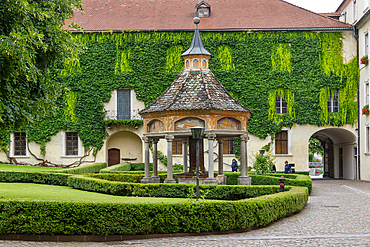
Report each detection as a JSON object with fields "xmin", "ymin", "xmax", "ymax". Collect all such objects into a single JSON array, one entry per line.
[{"xmin": 284, "ymin": 0, "xmax": 344, "ymax": 13}]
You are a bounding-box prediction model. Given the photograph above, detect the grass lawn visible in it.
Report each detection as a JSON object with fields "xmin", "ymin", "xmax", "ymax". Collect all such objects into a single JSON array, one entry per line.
[
  {"xmin": 0, "ymin": 164, "xmax": 64, "ymax": 172},
  {"xmin": 0, "ymin": 183, "xmax": 194, "ymax": 203}
]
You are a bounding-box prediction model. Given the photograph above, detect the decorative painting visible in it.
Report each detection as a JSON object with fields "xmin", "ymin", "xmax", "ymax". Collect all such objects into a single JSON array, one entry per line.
[
  {"xmin": 175, "ymin": 118, "xmax": 205, "ymax": 131},
  {"xmin": 148, "ymin": 120, "xmax": 164, "ymax": 132},
  {"xmin": 217, "ymin": 117, "xmax": 241, "ymax": 130}
]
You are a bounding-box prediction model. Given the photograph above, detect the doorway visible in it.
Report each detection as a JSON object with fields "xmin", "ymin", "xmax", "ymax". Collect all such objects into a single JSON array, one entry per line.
[{"xmin": 108, "ymin": 148, "xmax": 120, "ymax": 166}]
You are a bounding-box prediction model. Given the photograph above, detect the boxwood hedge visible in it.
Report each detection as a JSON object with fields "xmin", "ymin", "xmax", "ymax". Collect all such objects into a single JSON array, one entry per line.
[{"xmin": 0, "ymin": 186, "xmax": 308, "ymax": 236}]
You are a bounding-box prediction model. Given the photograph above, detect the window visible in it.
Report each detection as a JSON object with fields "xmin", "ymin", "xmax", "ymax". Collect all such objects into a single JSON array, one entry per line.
[
  {"xmin": 117, "ymin": 89, "xmax": 131, "ymax": 120},
  {"xmin": 354, "ymin": 0, "xmax": 357, "ymax": 21},
  {"xmin": 14, "ymin": 132, "xmax": 27, "ymax": 156},
  {"xmin": 223, "ymin": 138, "xmax": 235, "ymax": 154},
  {"xmin": 343, "ymin": 10, "xmax": 347, "ymax": 23},
  {"xmin": 366, "ymin": 126, "xmax": 370, "ymax": 153},
  {"xmin": 328, "ymin": 90, "xmax": 339, "ymax": 113},
  {"xmin": 172, "ymin": 139, "xmax": 183, "ymax": 155},
  {"xmin": 365, "ymin": 33, "xmax": 369, "ymax": 56},
  {"xmin": 365, "ymin": 81, "xmax": 369, "ymax": 105},
  {"xmin": 275, "ymin": 131, "xmax": 288, "ymax": 154},
  {"xmin": 196, "ymin": 1, "xmax": 211, "ymax": 18},
  {"xmin": 276, "ymin": 97, "xmax": 288, "ymax": 114},
  {"xmin": 66, "ymin": 132, "xmax": 79, "ymax": 156}
]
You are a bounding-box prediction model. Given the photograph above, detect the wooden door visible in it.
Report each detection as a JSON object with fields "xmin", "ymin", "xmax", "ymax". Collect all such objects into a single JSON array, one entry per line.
[{"xmin": 108, "ymin": 148, "xmax": 120, "ymax": 166}]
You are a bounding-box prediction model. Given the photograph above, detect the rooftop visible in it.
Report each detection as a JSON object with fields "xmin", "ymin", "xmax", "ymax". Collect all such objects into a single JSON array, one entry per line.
[{"xmin": 64, "ymin": 0, "xmax": 352, "ymax": 32}]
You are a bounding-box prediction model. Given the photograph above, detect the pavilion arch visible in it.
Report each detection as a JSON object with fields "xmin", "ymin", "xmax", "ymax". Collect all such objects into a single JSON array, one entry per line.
[
  {"xmin": 309, "ymin": 128, "xmax": 357, "ymax": 179},
  {"xmin": 147, "ymin": 119, "xmax": 165, "ymax": 133},
  {"xmin": 174, "ymin": 117, "xmax": 206, "ymax": 131},
  {"xmin": 106, "ymin": 130, "xmax": 142, "ymax": 166}
]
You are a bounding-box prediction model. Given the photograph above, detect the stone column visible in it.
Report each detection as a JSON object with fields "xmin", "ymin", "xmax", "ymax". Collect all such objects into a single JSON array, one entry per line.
[
  {"xmin": 182, "ymin": 139, "xmax": 188, "ymax": 173},
  {"xmin": 205, "ymin": 133, "xmax": 217, "ymax": 185},
  {"xmin": 164, "ymin": 135, "xmax": 176, "ymax": 183},
  {"xmin": 238, "ymin": 134, "xmax": 251, "ymax": 185},
  {"xmin": 151, "ymin": 138, "xmax": 160, "ymax": 183},
  {"xmin": 141, "ymin": 136, "xmax": 152, "ymax": 184},
  {"xmin": 216, "ymin": 138, "xmax": 226, "ymax": 185}
]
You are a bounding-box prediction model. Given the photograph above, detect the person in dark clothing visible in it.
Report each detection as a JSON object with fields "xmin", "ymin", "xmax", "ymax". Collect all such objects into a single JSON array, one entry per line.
[
  {"xmin": 231, "ymin": 159, "xmax": 238, "ymax": 172},
  {"xmin": 271, "ymin": 164, "xmax": 276, "ymax": 173},
  {"xmin": 284, "ymin": 160, "xmax": 290, "ymax": 174}
]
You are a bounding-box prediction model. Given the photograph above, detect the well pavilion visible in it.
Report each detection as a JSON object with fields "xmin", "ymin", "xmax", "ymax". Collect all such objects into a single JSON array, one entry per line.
[{"xmin": 139, "ymin": 18, "xmax": 252, "ymax": 185}]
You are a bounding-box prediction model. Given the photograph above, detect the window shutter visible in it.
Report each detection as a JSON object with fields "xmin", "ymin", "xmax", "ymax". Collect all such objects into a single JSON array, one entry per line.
[{"xmin": 117, "ymin": 89, "xmax": 131, "ymax": 120}]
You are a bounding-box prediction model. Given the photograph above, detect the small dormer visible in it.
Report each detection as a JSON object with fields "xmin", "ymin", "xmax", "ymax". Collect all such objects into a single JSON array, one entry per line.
[{"xmin": 196, "ymin": 1, "xmax": 211, "ymax": 18}]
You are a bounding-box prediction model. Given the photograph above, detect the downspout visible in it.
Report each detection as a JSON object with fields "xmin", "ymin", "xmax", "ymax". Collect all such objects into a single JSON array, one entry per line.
[{"xmin": 354, "ymin": 26, "xmax": 361, "ymax": 180}]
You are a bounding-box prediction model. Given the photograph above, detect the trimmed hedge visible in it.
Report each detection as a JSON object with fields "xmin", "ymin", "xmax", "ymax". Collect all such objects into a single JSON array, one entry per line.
[
  {"xmin": 58, "ymin": 163, "xmax": 107, "ymax": 174},
  {"xmin": 224, "ymin": 172, "xmax": 312, "ymax": 193},
  {"xmin": 92, "ymin": 172, "xmax": 179, "ymax": 183},
  {"xmin": 0, "ymin": 186, "xmax": 308, "ymax": 236},
  {"xmin": 0, "ymin": 171, "xmax": 70, "ymax": 186},
  {"xmin": 100, "ymin": 163, "xmax": 153, "ymax": 173},
  {"xmin": 67, "ymin": 175, "xmax": 286, "ymax": 200}
]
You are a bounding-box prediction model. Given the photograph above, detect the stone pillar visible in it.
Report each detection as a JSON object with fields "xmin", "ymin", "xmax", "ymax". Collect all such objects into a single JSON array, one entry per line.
[
  {"xmin": 141, "ymin": 136, "xmax": 152, "ymax": 184},
  {"xmin": 151, "ymin": 138, "xmax": 160, "ymax": 183},
  {"xmin": 238, "ymin": 134, "xmax": 251, "ymax": 185},
  {"xmin": 216, "ymin": 138, "xmax": 227, "ymax": 185},
  {"xmin": 205, "ymin": 133, "xmax": 217, "ymax": 185},
  {"xmin": 164, "ymin": 135, "xmax": 176, "ymax": 183},
  {"xmin": 182, "ymin": 139, "xmax": 188, "ymax": 173}
]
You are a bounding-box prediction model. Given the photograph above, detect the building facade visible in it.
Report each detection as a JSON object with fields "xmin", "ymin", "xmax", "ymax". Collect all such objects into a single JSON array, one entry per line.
[{"xmin": 0, "ymin": 0, "xmax": 361, "ymax": 179}]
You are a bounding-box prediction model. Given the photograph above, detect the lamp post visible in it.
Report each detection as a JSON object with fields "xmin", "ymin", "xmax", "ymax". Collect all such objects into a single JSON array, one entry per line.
[{"xmin": 191, "ymin": 126, "xmax": 205, "ymax": 201}]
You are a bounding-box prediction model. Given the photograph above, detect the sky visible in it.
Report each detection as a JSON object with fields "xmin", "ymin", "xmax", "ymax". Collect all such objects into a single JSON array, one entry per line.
[{"xmin": 283, "ymin": 0, "xmax": 344, "ymax": 13}]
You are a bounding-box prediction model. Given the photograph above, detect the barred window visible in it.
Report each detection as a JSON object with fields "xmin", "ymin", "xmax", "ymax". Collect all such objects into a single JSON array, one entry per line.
[
  {"xmin": 172, "ymin": 139, "xmax": 183, "ymax": 155},
  {"xmin": 66, "ymin": 132, "xmax": 78, "ymax": 156},
  {"xmin": 275, "ymin": 131, "xmax": 288, "ymax": 154},
  {"xmin": 328, "ymin": 90, "xmax": 339, "ymax": 113},
  {"xmin": 276, "ymin": 97, "xmax": 288, "ymax": 114},
  {"xmin": 14, "ymin": 132, "xmax": 26, "ymax": 156},
  {"xmin": 223, "ymin": 138, "xmax": 235, "ymax": 154}
]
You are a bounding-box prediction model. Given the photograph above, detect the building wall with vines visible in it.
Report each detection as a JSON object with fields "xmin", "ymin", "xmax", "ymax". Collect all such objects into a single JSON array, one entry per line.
[{"xmin": 0, "ymin": 31, "xmax": 358, "ymax": 169}]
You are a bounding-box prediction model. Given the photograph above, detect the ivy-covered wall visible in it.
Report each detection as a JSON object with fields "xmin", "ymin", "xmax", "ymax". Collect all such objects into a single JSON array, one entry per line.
[{"xmin": 0, "ymin": 31, "xmax": 357, "ymax": 157}]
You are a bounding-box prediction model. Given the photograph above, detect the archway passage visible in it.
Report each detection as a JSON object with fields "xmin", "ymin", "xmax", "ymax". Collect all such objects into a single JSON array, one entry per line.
[
  {"xmin": 108, "ymin": 148, "xmax": 120, "ymax": 166},
  {"xmin": 107, "ymin": 131, "xmax": 143, "ymax": 165},
  {"xmin": 310, "ymin": 128, "xmax": 357, "ymax": 180}
]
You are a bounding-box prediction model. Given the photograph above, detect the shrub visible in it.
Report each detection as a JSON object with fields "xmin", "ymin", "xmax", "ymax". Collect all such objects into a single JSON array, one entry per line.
[
  {"xmin": 251, "ymin": 151, "xmax": 276, "ymax": 175},
  {"xmin": 58, "ymin": 163, "xmax": 107, "ymax": 174},
  {"xmin": 0, "ymin": 186, "xmax": 308, "ymax": 236},
  {"xmin": 0, "ymin": 171, "xmax": 70, "ymax": 186},
  {"xmin": 68, "ymin": 175, "xmax": 287, "ymax": 200}
]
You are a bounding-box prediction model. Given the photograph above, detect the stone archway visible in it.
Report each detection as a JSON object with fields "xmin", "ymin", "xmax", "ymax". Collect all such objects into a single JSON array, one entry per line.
[
  {"xmin": 310, "ymin": 128, "xmax": 357, "ymax": 180},
  {"xmin": 106, "ymin": 131, "xmax": 143, "ymax": 164}
]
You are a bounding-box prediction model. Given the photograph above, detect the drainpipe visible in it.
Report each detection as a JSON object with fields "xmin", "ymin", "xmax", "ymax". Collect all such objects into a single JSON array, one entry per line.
[{"xmin": 354, "ymin": 26, "xmax": 361, "ymax": 180}]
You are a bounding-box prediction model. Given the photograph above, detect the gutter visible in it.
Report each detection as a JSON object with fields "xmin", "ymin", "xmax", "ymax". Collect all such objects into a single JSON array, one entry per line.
[
  {"xmin": 353, "ymin": 25, "xmax": 361, "ymax": 180},
  {"xmin": 70, "ymin": 27, "xmax": 353, "ymax": 34}
]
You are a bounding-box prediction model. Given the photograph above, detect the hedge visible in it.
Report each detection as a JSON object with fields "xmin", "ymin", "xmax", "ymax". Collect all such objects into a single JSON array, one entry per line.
[
  {"xmin": 0, "ymin": 171, "xmax": 70, "ymax": 186},
  {"xmin": 100, "ymin": 163, "xmax": 154, "ymax": 173},
  {"xmin": 0, "ymin": 186, "xmax": 308, "ymax": 236},
  {"xmin": 67, "ymin": 175, "xmax": 286, "ymax": 200},
  {"xmin": 58, "ymin": 163, "xmax": 107, "ymax": 174}
]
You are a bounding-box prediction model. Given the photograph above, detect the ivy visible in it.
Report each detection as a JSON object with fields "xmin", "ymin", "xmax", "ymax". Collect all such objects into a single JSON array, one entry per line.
[{"xmin": 0, "ymin": 31, "xmax": 358, "ymax": 157}]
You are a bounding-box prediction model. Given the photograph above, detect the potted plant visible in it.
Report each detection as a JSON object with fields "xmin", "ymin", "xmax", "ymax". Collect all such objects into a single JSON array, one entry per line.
[
  {"xmin": 315, "ymin": 170, "xmax": 320, "ymax": 176},
  {"xmin": 363, "ymin": 105, "xmax": 369, "ymax": 116},
  {"xmin": 361, "ymin": 55, "xmax": 369, "ymax": 65}
]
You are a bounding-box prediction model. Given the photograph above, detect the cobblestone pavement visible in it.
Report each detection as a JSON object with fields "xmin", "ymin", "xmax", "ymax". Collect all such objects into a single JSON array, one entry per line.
[{"xmin": 1, "ymin": 179, "xmax": 370, "ymax": 246}]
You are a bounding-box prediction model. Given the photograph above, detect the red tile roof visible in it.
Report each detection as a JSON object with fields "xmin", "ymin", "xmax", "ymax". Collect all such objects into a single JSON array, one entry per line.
[{"xmin": 64, "ymin": 0, "xmax": 352, "ymax": 32}]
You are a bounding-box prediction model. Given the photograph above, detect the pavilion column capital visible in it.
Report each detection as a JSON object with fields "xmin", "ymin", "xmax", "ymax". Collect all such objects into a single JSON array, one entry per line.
[
  {"xmin": 207, "ymin": 133, "xmax": 216, "ymax": 140},
  {"xmin": 142, "ymin": 136, "xmax": 150, "ymax": 143},
  {"xmin": 240, "ymin": 133, "xmax": 249, "ymax": 142},
  {"xmin": 165, "ymin": 134, "xmax": 175, "ymax": 142}
]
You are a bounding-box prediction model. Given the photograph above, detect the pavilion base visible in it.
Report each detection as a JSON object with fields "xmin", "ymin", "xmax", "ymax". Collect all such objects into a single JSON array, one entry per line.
[
  {"xmin": 215, "ymin": 174, "xmax": 227, "ymax": 185},
  {"xmin": 238, "ymin": 176, "xmax": 252, "ymax": 185},
  {"xmin": 164, "ymin": 178, "xmax": 176, "ymax": 183},
  {"xmin": 141, "ymin": 177, "xmax": 152, "ymax": 184},
  {"xmin": 151, "ymin": 176, "xmax": 160, "ymax": 183},
  {"xmin": 176, "ymin": 172, "xmax": 218, "ymax": 185}
]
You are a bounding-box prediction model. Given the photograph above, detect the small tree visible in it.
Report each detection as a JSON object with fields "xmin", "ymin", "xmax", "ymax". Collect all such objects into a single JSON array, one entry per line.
[{"xmin": 251, "ymin": 151, "xmax": 276, "ymax": 175}]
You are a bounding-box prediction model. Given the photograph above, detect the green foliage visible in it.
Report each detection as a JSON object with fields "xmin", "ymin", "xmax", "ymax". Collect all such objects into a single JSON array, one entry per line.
[
  {"xmin": 58, "ymin": 163, "xmax": 107, "ymax": 174},
  {"xmin": 0, "ymin": 0, "xmax": 83, "ymax": 131},
  {"xmin": 0, "ymin": 171, "xmax": 70, "ymax": 186},
  {"xmin": 104, "ymin": 119, "xmax": 143, "ymax": 126},
  {"xmin": 0, "ymin": 31, "xmax": 357, "ymax": 158},
  {"xmin": 0, "ymin": 186, "xmax": 307, "ymax": 236},
  {"xmin": 100, "ymin": 163, "xmax": 132, "ymax": 172},
  {"xmin": 271, "ymin": 43, "xmax": 292, "ymax": 72},
  {"xmin": 251, "ymin": 152, "xmax": 276, "ymax": 175},
  {"xmin": 309, "ymin": 138, "xmax": 323, "ymax": 160}
]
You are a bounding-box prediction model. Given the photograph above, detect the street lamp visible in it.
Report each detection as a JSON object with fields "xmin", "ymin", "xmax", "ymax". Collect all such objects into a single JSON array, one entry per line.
[
  {"xmin": 191, "ymin": 126, "xmax": 205, "ymax": 201},
  {"xmin": 259, "ymin": 149, "xmax": 265, "ymax": 155}
]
